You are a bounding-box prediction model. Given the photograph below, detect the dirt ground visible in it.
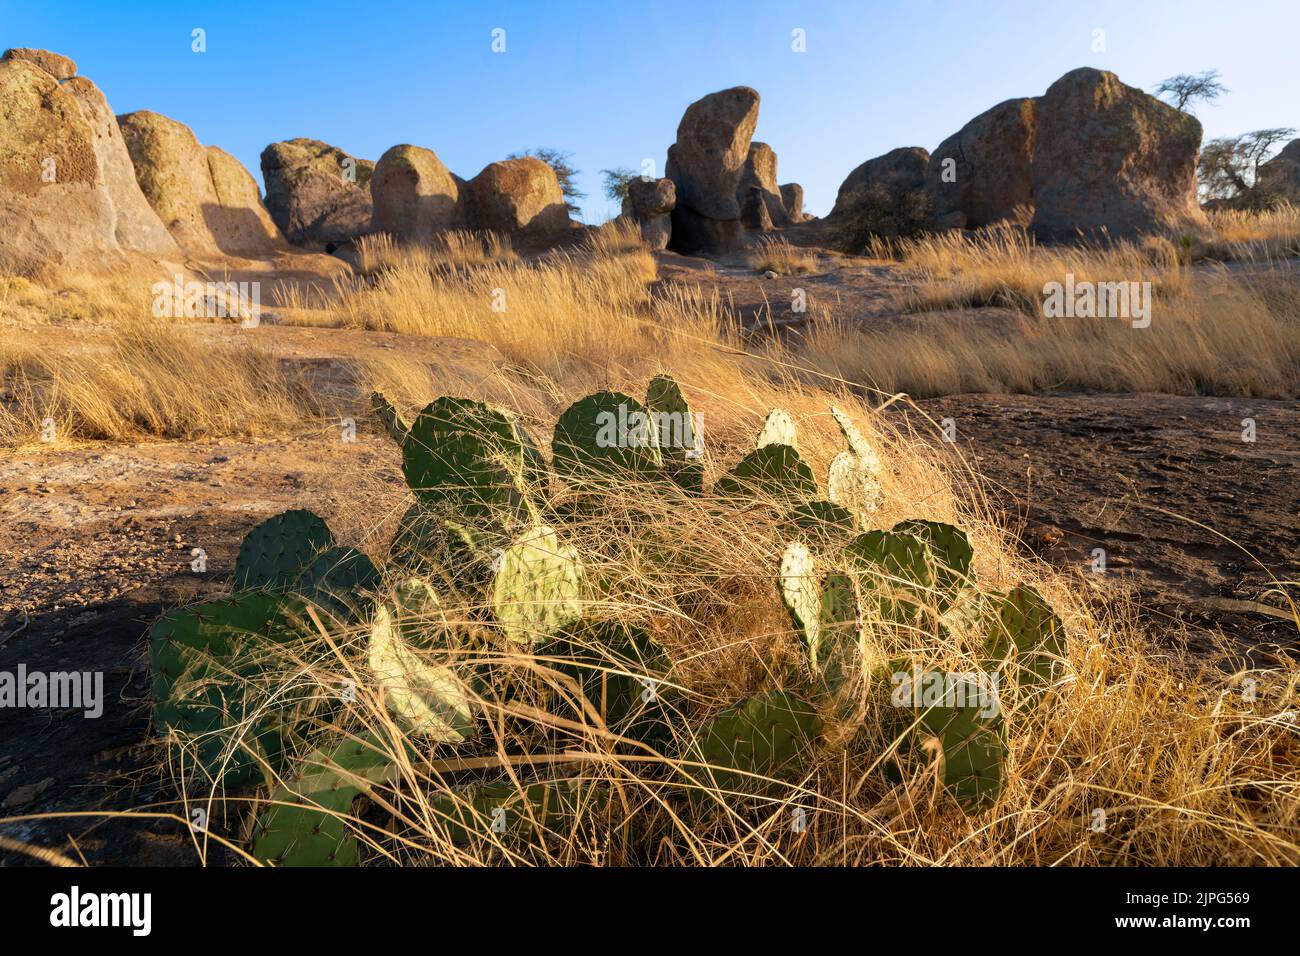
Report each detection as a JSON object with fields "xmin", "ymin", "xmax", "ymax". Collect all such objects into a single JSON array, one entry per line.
[{"xmin": 2, "ymin": 240, "xmax": 1297, "ymax": 865}]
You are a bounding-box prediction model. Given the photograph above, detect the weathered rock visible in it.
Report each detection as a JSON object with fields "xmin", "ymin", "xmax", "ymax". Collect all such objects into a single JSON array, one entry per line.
[
  {"xmin": 2, "ymin": 47, "xmax": 76, "ymax": 81},
  {"xmin": 779, "ymin": 182, "xmax": 803, "ymax": 221},
  {"xmin": 739, "ymin": 185, "xmax": 774, "ymax": 231},
  {"xmin": 926, "ymin": 97, "xmax": 1036, "ymax": 229},
  {"xmin": 736, "ymin": 142, "xmax": 789, "ymax": 227},
  {"xmin": 666, "ymin": 86, "xmax": 760, "ymax": 254},
  {"xmin": 370, "ymin": 144, "xmax": 461, "ymax": 241},
  {"xmin": 464, "ymin": 156, "xmax": 569, "ymax": 240},
  {"xmin": 63, "ymin": 78, "xmax": 178, "ymax": 255},
  {"xmin": 1255, "ymin": 139, "xmax": 1300, "ymax": 205},
  {"xmin": 620, "ymin": 176, "xmax": 675, "ymax": 249},
  {"xmin": 261, "ymin": 138, "xmax": 374, "ymax": 246},
  {"xmin": 0, "ymin": 59, "xmax": 117, "ymax": 273},
  {"xmin": 830, "ymin": 147, "xmax": 929, "ymax": 220},
  {"xmin": 205, "ymin": 147, "xmax": 287, "ymax": 255},
  {"xmin": 1030, "ymin": 68, "xmax": 1205, "ymax": 240}
]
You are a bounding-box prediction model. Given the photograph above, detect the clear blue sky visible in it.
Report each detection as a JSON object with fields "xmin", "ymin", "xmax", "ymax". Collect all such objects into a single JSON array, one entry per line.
[{"xmin": 4, "ymin": 0, "xmax": 1295, "ymax": 220}]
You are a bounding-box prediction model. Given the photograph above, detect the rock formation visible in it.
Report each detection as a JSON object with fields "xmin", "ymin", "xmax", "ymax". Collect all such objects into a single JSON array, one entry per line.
[
  {"xmin": 736, "ymin": 142, "xmax": 789, "ymax": 228},
  {"xmin": 666, "ymin": 86, "xmax": 760, "ymax": 254},
  {"xmin": 620, "ymin": 176, "xmax": 675, "ymax": 250},
  {"xmin": 370, "ymin": 144, "xmax": 462, "ymax": 241},
  {"xmin": 925, "ymin": 97, "xmax": 1035, "ymax": 230},
  {"xmin": 464, "ymin": 156, "xmax": 569, "ymax": 240},
  {"xmin": 779, "ymin": 183, "xmax": 804, "ymax": 221},
  {"xmin": 261, "ymin": 138, "xmax": 374, "ymax": 246}
]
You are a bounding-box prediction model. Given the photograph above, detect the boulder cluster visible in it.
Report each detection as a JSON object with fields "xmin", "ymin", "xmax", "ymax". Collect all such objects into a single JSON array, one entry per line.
[
  {"xmin": 0, "ymin": 48, "xmax": 1255, "ymax": 273},
  {"xmin": 830, "ymin": 67, "xmax": 1208, "ymax": 241}
]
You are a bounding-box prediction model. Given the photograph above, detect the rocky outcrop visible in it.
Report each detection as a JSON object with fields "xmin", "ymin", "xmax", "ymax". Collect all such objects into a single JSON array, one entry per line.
[
  {"xmin": 370, "ymin": 144, "xmax": 461, "ymax": 241},
  {"xmin": 736, "ymin": 142, "xmax": 788, "ymax": 227},
  {"xmin": 1030, "ymin": 68, "xmax": 1205, "ymax": 240},
  {"xmin": 620, "ymin": 176, "xmax": 674, "ymax": 249},
  {"xmin": 830, "ymin": 147, "xmax": 929, "ymax": 221},
  {"xmin": 779, "ymin": 183, "xmax": 804, "ymax": 221},
  {"xmin": 0, "ymin": 51, "xmax": 181, "ymax": 273},
  {"xmin": 261, "ymin": 138, "xmax": 374, "ymax": 246},
  {"xmin": 666, "ymin": 86, "xmax": 760, "ymax": 254},
  {"xmin": 925, "ymin": 97, "xmax": 1035, "ymax": 230},
  {"xmin": 119, "ymin": 110, "xmax": 286, "ymax": 256},
  {"xmin": 464, "ymin": 156, "xmax": 569, "ymax": 240},
  {"xmin": 2, "ymin": 47, "xmax": 76, "ymax": 81}
]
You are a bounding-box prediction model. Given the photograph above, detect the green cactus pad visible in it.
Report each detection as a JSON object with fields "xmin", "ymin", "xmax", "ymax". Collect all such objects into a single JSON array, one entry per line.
[
  {"xmin": 401, "ymin": 397, "xmax": 546, "ymax": 522},
  {"xmin": 552, "ymin": 621, "xmax": 674, "ymax": 746},
  {"xmin": 371, "ymin": 390, "xmax": 410, "ymax": 445},
  {"xmin": 294, "ymin": 546, "xmax": 381, "ymax": 621},
  {"xmin": 892, "ymin": 519, "xmax": 975, "ymax": 596},
  {"xmin": 369, "ymin": 599, "xmax": 474, "ymax": 742},
  {"xmin": 778, "ymin": 542, "xmax": 822, "ymax": 667},
  {"xmin": 714, "ymin": 444, "xmax": 817, "ymax": 504},
  {"xmin": 387, "ymin": 503, "xmax": 502, "ymax": 589},
  {"xmin": 755, "ymin": 408, "xmax": 798, "ymax": 451},
  {"xmin": 492, "ymin": 524, "xmax": 584, "ymax": 644},
  {"xmin": 252, "ymin": 733, "xmax": 397, "ymax": 867},
  {"xmin": 845, "ymin": 529, "xmax": 933, "ymax": 621},
  {"xmin": 233, "ymin": 509, "xmax": 335, "ymax": 592},
  {"xmin": 645, "ymin": 374, "xmax": 705, "ymax": 492},
  {"xmin": 780, "ymin": 499, "xmax": 857, "ymax": 553},
  {"xmin": 985, "ymin": 584, "xmax": 1067, "ymax": 708},
  {"xmin": 817, "ymin": 572, "xmax": 862, "ymax": 686},
  {"xmin": 150, "ymin": 594, "xmax": 311, "ymax": 785},
  {"xmin": 907, "ymin": 681, "xmax": 1006, "ymax": 813},
  {"xmin": 690, "ymin": 691, "xmax": 821, "ymax": 799},
  {"xmin": 552, "ymin": 391, "xmax": 664, "ymax": 487}
]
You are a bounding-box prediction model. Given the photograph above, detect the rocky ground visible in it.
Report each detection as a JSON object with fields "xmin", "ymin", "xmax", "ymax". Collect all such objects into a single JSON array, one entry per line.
[{"xmin": 2, "ymin": 248, "xmax": 1296, "ymax": 866}]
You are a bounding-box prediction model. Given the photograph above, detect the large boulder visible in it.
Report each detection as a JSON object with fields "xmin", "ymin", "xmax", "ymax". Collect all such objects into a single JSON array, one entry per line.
[
  {"xmin": 2, "ymin": 47, "xmax": 76, "ymax": 81},
  {"xmin": 925, "ymin": 97, "xmax": 1036, "ymax": 230},
  {"xmin": 666, "ymin": 86, "xmax": 760, "ymax": 254},
  {"xmin": 261, "ymin": 138, "xmax": 374, "ymax": 246},
  {"xmin": 370, "ymin": 144, "xmax": 461, "ymax": 241},
  {"xmin": 830, "ymin": 147, "xmax": 930, "ymax": 220},
  {"xmin": 1255, "ymin": 139, "xmax": 1300, "ymax": 205},
  {"xmin": 779, "ymin": 183, "xmax": 804, "ymax": 221},
  {"xmin": 736, "ymin": 142, "xmax": 789, "ymax": 227},
  {"xmin": 119, "ymin": 110, "xmax": 285, "ymax": 256},
  {"xmin": 0, "ymin": 58, "xmax": 116, "ymax": 273},
  {"xmin": 205, "ymin": 147, "xmax": 287, "ymax": 255},
  {"xmin": 63, "ymin": 78, "xmax": 178, "ymax": 255},
  {"xmin": 464, "ymin": 156, "xmax": 569, "ymax": 240},
  {"xmin": 620, "ymin": 176, "xmax": 675, "ymax": 249},
  {"xmin": 1029, "ymin": 68, "xmax": 1205, "ymax": 240}
]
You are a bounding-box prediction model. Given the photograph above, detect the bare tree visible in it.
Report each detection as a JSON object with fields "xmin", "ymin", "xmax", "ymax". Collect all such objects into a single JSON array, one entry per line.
[
  {"xmin": 1197, "ymin": 128, "xmax": 1297, "ymax": 203},
  {"xmin": 1154, "ymin": 70, "xmax": 1228, "ymax": 113}
]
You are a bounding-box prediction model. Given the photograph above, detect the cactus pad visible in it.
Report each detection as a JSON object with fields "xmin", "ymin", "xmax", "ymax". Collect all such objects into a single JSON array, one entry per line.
[
  {"xmin": 369, "ymin": 599, "xmax": 473, "ymax": 742},
  {"xmin": 755, "ymin": 408, "xmax": 798, "ymax": 451},
  {"xmin": 893, "ymin": 519, "xmax": 974, "ymax": 597},
  {"xmin": 690, "ymin": 691, "xmax": 821, "ymax": 799},
  {"xmin": 371, "ymin": 390, "xmax": 410, "ymax": 445},
  {"xmin": 492, "ymin": 524, "xmax": 584, "ymax": 644},
  {"xmin": 552, "ymin": 391, "xmax": 663, "ymax": 487},
  {"xmin": 714, "ymin": 444, "xmax": 817, "ymax": 503},
  {"xmin": 645, "ymin": 374, "xmax": 704, "ymax": 492},
  {"xmin": 778, "ymin": 542, "xmax": 822, "ymax": 667},
  {"xmin": 985, "ymin": 584, "xmax": 1066, "ymax": 708},
  {"xmin": 294, "ymin": 546, "xmax": 381, "ymax": 621},
  {"xmin": 233, "ymin": 509, "xmax": 334, "ymax": 592}
]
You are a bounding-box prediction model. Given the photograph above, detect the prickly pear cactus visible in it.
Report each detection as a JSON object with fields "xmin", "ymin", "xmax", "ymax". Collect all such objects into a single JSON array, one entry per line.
[
  {"xmin": 715, "ymin": 444, "xmax": 817, "ymax": 504},
  {"xmin": 779, "ymin": 542, "xmax": 822, "ymax": 667},
  {"xmin": 387, "ymin": 503, "xmax": 502, "ymax": 589},
  {"xmin": 401, "ymin": 397, "xmax": 546, "ymax": 524},
  {"xmin": 893, "ymin": 519, "xmax": 974, "ymax": 598},
  {"xmin": 552, "ymin": 620, "xmax": 674, "ymax": 746},
  {"xmin": 491, "ymin": 524, "xmax": 584, "ymax": 644},
  {"xmin": 755, "ymin": 408, "xmax": 798, "ymax": 451},
  {"xmin": 817, "ymin": 572, "xmax": 862, "ymax": 687},
  {"xmin": 427, "ymin": 779, "xmax": 606, "ymax": 847},
  {"xmin": 985, "ymin": 584, "xmax": 1066, "ymax": 708},
  {"xmin": 369, "ymin": 595, "xmax": 474, "ymax": 743},
  {"xmin": 371, "ymin": 390, "xmax": 409, "ymax": 445},
  {"xmin": 828, "ymin": 406, "xmax": 885, "ymax": 525},
  {"xmin": 150, "ymin": 594, "xmax": 310, "ymax": 785},
  {"xmin": 690, "ymin": 691, "xmax": 822, "ymax": 799},
  {"xmin": 883, "ymin": 668, "xmax": 1006, "ymax": 813},
  {"xmin": 233, "ymin": 509, "xmax": 335, "ymax": 592},
  {"xmin": 645, "ymin": 374, "xmax": 704, "ymax": 493},
  {"xmin": 845, "ymin": 528, "xmax": 934, "ymax": 622},
  {"xmin": 781, "ymin": 500, "xmax": 857, "ymax": 554},
  {"xmin": 251, "ymin": 733, "xmax": 397, "ymax": 867},
  {"xmin": 552, "ymin": 391, "xmax": 663, "ymax": 488},
  {"xmin": 294, "ymin": 546, "xmax": 381, "ymax": 621}
]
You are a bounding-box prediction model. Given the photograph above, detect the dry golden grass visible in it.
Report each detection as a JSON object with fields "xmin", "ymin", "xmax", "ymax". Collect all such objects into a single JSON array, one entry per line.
[
  {"xmin": 1203, "ymin": 202, "xmax": 1300, "ymax": 260},
  {"xmin": 749, "ymin": 236, "xmax": 819, "ymax": 275},
  {"xmin": 354, "ymin": 230, "xmax": 516, "ymax": 277}
]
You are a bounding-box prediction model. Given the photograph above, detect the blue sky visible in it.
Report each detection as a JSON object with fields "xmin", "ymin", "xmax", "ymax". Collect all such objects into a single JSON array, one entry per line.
[{"xmin": 4, "ymin": 0, "xmax": 1295, "ymax": 220}]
